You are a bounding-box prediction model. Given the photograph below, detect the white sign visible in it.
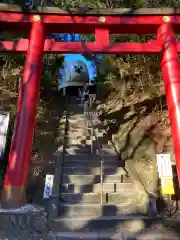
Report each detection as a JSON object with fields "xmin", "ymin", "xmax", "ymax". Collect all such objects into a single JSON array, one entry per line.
[
  {"xmin": 156, "ymin": 153, "xmax": 173, "ymax": 178},
  {"xmin": 0, "ymin": 112, "xmax": 10, "ymax": 161},
  {"xmin": 43, "ymin": 174, "xmax": 54, "ymax": 199}
]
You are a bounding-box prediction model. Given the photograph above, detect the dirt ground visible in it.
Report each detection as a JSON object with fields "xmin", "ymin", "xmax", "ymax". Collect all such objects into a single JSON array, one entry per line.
[{"xmin": 26, "ymin": 91, "xmax": 66, "ymax": 205}]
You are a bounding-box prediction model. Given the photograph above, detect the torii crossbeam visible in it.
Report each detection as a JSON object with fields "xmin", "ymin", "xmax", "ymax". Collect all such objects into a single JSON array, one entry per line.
[{"xmin": 1, "ymin": 4, "xmax": 180, "ymax": 207}]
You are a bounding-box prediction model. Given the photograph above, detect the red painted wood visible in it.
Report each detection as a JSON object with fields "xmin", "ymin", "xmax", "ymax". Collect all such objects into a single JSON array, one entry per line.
[
  {"xmin": 0, "ymin": 13, "xmax": 179, "ymax": 34},
  {"xmin": 0, "ymin": 39, "xmax": 163, "ymax": 54},
  {"xmin": 4, "ymin": 17, "xmax": 45, "ymax": 187},
  {"xmin": 1, "ymin": 9, "xmax": 180, "ymax": 194},
  {"xmin": 158, "ymin": 23, "xmax": 180, "ymax": 183}
]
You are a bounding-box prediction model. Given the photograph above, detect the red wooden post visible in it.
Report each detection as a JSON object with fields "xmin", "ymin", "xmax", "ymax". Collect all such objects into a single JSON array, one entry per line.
[
  {"xmin": 157, "ymin": 22, "xmax": 180, "ymax": 183},
  {"xmin": 2, "ymin": 15, "xmax": 45, "ymax": 208}
]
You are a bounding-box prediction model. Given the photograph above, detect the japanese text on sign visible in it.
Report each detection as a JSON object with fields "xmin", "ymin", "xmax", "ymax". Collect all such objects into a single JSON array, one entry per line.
[{"xmin": 43, "ymin": 174, "xmax": 54, "ymax": 199}]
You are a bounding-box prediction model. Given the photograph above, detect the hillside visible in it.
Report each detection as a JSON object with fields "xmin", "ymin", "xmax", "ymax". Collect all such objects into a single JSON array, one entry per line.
[{"xmin": 95, "ymin": 56, "xmax": 175, "ymax": 214}]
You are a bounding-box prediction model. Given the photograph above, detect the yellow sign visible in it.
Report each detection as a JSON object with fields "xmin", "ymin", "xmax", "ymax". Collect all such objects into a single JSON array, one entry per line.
[{"xmin": 160, "ymin": 177, "xmax": 175, "ymax": 195}]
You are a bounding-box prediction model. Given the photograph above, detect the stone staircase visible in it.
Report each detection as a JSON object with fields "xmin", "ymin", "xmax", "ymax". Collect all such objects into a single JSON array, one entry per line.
[
  {"xmin": 49, "ymin": 96, "xmax": 150, "ymax": 237},
  {"xmin": 0, "ymin": 96, "xmax": 173, "ymax": 239}
]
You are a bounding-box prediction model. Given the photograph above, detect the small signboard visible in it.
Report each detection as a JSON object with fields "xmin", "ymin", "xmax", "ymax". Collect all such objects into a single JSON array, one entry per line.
[
  {"xmin": 43, "ymin": 174, "xmax": 54, "ymax": 199},
  {"xmin": 0, "ymin": 112, "xmax": 10, "ymax": 161},
  {"xmin": 156, "ymin": 153, "xmax": 175, "ymax": 195},
  {"xmin": 160, "ymin": 177, "xmax": 175, "ymax": 195}
]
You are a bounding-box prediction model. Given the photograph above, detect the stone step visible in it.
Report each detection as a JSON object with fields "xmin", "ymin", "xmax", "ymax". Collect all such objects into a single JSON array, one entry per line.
[
  {"xmin": 67, "ymin": 138, "xmax": 95, "ymax": 145},
  {"xmin": 67, "ymin": 115, "xmax": 84, "ymax": 121},
  {"xmin": 68, "ymin": 102, "xmax": 84, "ymax": 107},
  {"xmin": 58, "ymin": 202, "xmax": 145, "ymax": 218},
  {"xmin": 64, "ymin": 139, "xmax": 84, "ymax": 145},
  {"xmin": 63, "ymin": 161, "xmax": 122, "ymax": 167},
  {"xmin": 61, "ymin": 183, "xmax": 115, "ymax": 193},
  {"xmin": 67, "ymin": 127, "xmax": 86, "ymax": 132},
  {"xmin": 66, "ymin": 138, "xmax": 89, "ymax": 143},
  {"xmin": 49, "ymin": 217, "xmax": 172, "ymax": 239},
  {"xmin": 63, "ymin": 167, "xmax": 127, "ymax": 175},
  {"xmin": 68, "ymin": 115, "xmax": 85, "ymax": 119},
  {"xmin": 68, "ymin": 115, "xmax": 84, "ymax": 120},
  {"xmin": 68, "ymin": 98, "xmax": 81, "ymax": 104},
  {"xmin": 67, "ymin": 128, "xmax": 86, "ymax": 133},
  {"xmin": 67, "ymin": 120, "xmax": 85, "ymax": 125},
  {"xmin": 93, "ymin": 136, "xmax": 109, "ymax": 144},
  {"xmin": 94, "ymin": 145, "xmax": 119, "ymax": 155},
  {"xmin": 63, "ymin": 154, "xmax": 119, "ymax": 162},
  {"xmin": 60, "ymin": 183, "xmax": 133, "ymax": 193},
  {"xmin": 64, "ymin": 147, "xmax": 91, "ymax": 155},
  {"xmin": 59, "ymin": 192, "xmax": 136, "ymax": 204},
  {"xmin": 62, "ymin": 175, "xmax": 130, "ymax": 184},
  {"xmin": 67, "ymin": 128, "xmax": 91, "ymax": 133},
  {"xmin": 68, "ymin": 123, "xmax": 85, "ymax": 131},
  {"xmin": 64, "ymin": 144, "xmax": 115, "ymax": 152},
  {"xmin": 68, "ymin": 100, "xmax": 82, "ymax": 105},
  {"xmin": 65, "ymin": 144, "xmax": 92, "ymax": 150},
  {"xmin": 94, "ymin": 149, "xmax": 117, "ymax": 156},
  {"xmin": 68, "ymin": 105, "xmax": 84, "ymax": 110},
  {"xmin": 67, "ymin": 124, "xmax": 86, "ymax": 128},
  {"xmin": 68, "ymin": 112, "xmax": 84, "ymax": 116},
  {"xmin": 67, "ymin": 125, "xmax": 85, "ymax": 130},
  {"xmin": 65, "ymin": 136, "xmax": 91, "ymax": 142},
  {"xmin": 40, "ymin": 231, "xmax": 173, "ymax": 240}
]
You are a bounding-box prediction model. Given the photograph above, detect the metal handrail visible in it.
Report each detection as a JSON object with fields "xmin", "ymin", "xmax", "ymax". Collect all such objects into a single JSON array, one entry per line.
[{"xmin": 87, "ymin": 98, "xmax": 105, "ymax": 205}]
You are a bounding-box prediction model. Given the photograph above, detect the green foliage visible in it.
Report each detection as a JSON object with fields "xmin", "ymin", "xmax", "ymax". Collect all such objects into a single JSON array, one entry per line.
[{"xmin": 125, "ymin": 0, "xmax": 144, "ymax": 8}]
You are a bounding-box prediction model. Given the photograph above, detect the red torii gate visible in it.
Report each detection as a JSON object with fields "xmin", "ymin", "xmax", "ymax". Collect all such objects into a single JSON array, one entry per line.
[{"xmin": 0, "ymin": 4, "xmax": 180, "ymax": 207}]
